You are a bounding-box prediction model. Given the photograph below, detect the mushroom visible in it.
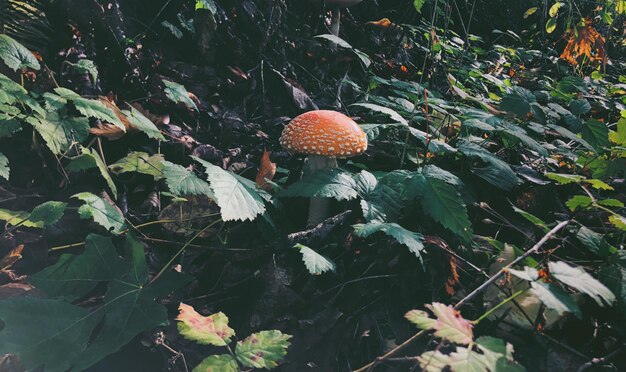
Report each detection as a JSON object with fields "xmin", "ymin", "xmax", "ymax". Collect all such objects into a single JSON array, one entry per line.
[
  {"xmin": 280, "ymin": 110, "xmax": 368, "ymax": 227},
  {"xmin": 326, "ymin": 0, "xmax": 364, "ymax": 38}
]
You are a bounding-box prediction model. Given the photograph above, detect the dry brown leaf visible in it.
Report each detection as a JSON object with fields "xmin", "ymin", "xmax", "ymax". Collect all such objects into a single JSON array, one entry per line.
[
  {"xmin": 0, "ymin": 245, "xmax": 24, "ymax": 271},
  {"xmin": 89, "ymin": 97, "xmax": 130, "ymax": 140},
  {"xmin": 560, "ymin": 20, "xmax": 606, "ymax": 66},
  {"xmin": 255, "ymin": 149, "xmax": 276, "ymax": 190},
  {"xmin": 131, "ymin": 103, "xmax": 170, "ymax": 125},
  {"xmin": 366, "ymin": 18, "xmax": 393, "ymax": 29}
]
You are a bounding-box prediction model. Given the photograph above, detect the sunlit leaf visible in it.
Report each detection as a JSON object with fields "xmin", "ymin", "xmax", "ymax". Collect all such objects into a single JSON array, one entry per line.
[
  {"xmin": 0, "ymin": 34, "xmax": 40, "ymax": 71},
  {"xmin": 176, "ymin": 303, "xmax": 235, "ymax": 346},
  {"xmin": 72, "ymin": 192, "xmax": 126, "ymax": 234},
  {"xmin": 549, "ymin": 261, "xmax": 616, "ymax": 306},
  {"xmin": 295, "ymin": 244, "xmax": 336, "ymax": 275},
  {"xmin": 235, "ymin": 330, "xmax": 292, "ymax": 369}
]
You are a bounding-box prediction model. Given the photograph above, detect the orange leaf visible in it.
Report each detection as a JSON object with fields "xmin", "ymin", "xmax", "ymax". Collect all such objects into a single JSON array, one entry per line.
[
  {"xmin": 560, "ymin": 20, "xmax": 606, "ymax": 66},
  {"xmin": 256, "ymin": 149, "xmax": 276, "ymax": 190},
  {"xmin": 0, "ymin": 245, "xmax": 24, "ymax": 271}
]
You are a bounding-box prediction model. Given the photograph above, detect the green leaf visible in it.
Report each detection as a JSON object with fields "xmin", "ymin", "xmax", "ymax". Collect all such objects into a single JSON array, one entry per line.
[
  {"xmin": 68, "ymin": 146, "xmax": 118, "ymax": 199},
  {"xmin": 582, "ymin": 119, "xmax": 610, "ymax": 151},
  {"xmin": 162, "ymin": 160, "xmax": 214, "ymax": 197},
  {"xmin": 598, "ymin": 198, "xmax": 624, "ymax": 208},
  {"xmin": 0, "ymin": 152, "xmax": 8, "ymax": 181},
  {"xmin": 176, "ymin": 303, "xmax": 235, "ymax": 346},
  {"xmin": 163, "ymin": 80, "xmax": 198, "ymax": 111},
  {"xmin": 576, "ymin": 226, "xmax": 616, "ymax": 257},
  {"xmin": 524, "ymin": 7, "xmax": 538, "ymax": 18},
  {"xmin": 353, "ymin": 222, "xmax": 425, "ymax": 262},
  {"xmin": 457, "ymin": 140, "xmax": 519, "ymax": 190},
  {"xmin": 549, "ymin": 261, "xmax": 616, "ymax": 306},
  {"xmin": 0, "ymin": 234, "xmax": 191, "ymax": 372},
  {"xmin": 235, "ymin": 330, "xmax": 292, "ymax": 369},
  {"xmin": 351, "ymin": 102, "xmax": 408, "ymax": 125},
  {"xmin": 530, "ymin": 281, "xmax": 582, "ymax": 318},
  {"xmin": 193, "ymin": 157, "xmax": 267, "ymax": 221},
  {"xmin": 546, "ymin": 18, "xmax": 558, "ymax": 33},
  {"xmin": 548, "ymin": 124, "xmax": 595, "ymax": 152},
  {"xmin": 192, "ymin": 354, "xmax": 238, "ymax": 372},
  {"xmin": 295, "ymin": 243, "xmax": 336, "ymax": 275},
  {"xmin": 196, "ymin": 0, "xmax": 218, "ymax": 14},
  {"xmin": 28, "ymin": 112, "xmax": 90, "ymax": 155},
  {"xmin": 512, "ymin": 205, "xmax": 549, "ymax": 232},
  {"xmin": 609, "ymin": 214, "xmax": 626, "ymax": 231},
  {"xmin": 413, "ymin": 0, "xmax": 427, "ymax": 13},
  {"xmin": 585, "ymin": 179, "xmax": 613, "ymax": 190},
  {"xmin": 54, "ymin": 88, "xmax": 126, "ymax": 131},
  {"xmin": 357, "ymin": 170, "xmax": 407, "ymax": 222},
  {"xmin": 28, "ymin": 201, "xmax": 67, "ymax": 226},
  {"xmin": 314, "ymin": 35, "xmax": 371, "ymax": 67},
  {"xmin": 123, "ymin": 107, "xmax": 165, "ymax": 140},
  {"xmin": 546, "ymin": 172, "xmax": 585, "ymax": 185},
  {"xmin": 70, "ymin": 59, "xmax": 98, "ymax": 83},
  {"xmin": 0, "ymin": 208, "xmax": 43, "ymax": 228},
  {"xmin": 565, "ymin": 195, "xmax": 593, "ymax": 211},
  {"xmin": 280, "ymin": 168, "xmax": 358, "ymax": 201},
  {"xmin": 72, "ymin": 192, "xmax": 126, "ymax": 234},
  {"xmin": 570, "ymin": 99, "xmax": 591, "ymax": 115},
  {"xmin": 549, "ymin": 2, "xmax": 564, "ymax": 17},
  {"xmin": 0, "ymin": 34, "xmax": 40, "ymax": 71},
  {"xmin": 109, "ymin": 152, "xmax": 164, "ymax": 178},
  {"xmin": 501, "ymin": 91, "xmax": 532, "ymax": 117}
]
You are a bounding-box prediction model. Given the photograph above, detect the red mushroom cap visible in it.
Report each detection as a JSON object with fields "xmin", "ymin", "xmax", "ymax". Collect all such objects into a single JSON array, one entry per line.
[{"xmin": 280, "ymin": 110, "xmax": 368, "ymax": 158}]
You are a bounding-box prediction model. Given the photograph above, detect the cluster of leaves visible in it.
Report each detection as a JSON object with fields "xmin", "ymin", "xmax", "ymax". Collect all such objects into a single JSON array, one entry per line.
[{"xmin": 176, "ymin": 303, "xmax": 291, "ymax": 371}]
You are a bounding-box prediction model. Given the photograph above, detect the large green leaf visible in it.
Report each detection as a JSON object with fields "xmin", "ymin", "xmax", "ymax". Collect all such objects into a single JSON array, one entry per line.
[
  {"xmin": 457, "ymin": 140, "xmax": 519, "ymax": 190},
  {"xmin": 28, "ymin": 201, "xmax": 67, "ymax": 226},
  {"xmin": 123, "ymin": 107, "xmax": 165, "ymax": 140},
  {"xmin": 280, "ymin": 168, "xmax": 358, "ymax": 201},
  {"xmin": 351, "ymin": 102, "xmax": 408, "ymax": 125},
  {"xmin": 163, "ymin": 80, "xmax": 198, "ymax": 111},
  {"xmin": 54, "ymin": 88, "xmax": 126, "ymax": 130},
  {"xmin": 28, "ymin": 112, "xmax": 90, "ymax": 155},
  {"xmin": 357, "ymin": 170, "xmax": 408, "ymax": 222},
  {"xmin": 68, "ymin": 146, "xmax": 118, "ymax": 199},
  {"xmin": 109, "ymin": 151, "xmax": 164, "ymax": 178},
  {"xmin": 193, "ymin": 355, "xmax": 238, "ymax": 372},
  {"xmin": 193, "ymin": 157, "xmax": 267, "ymax": 221},
  {"xmin": 0, "ymin": 151, "xmax": 8, "ymax": 180},
  {"xmin": 353, "ymin": 222, "xmax": 425, "ymax": 262},
  {"xmin": 235, "ymin": 330, "xmax": 292, "ymax": 369},
  {"xmin": 576, "ymin": 226, "xmax": 616, "ymax": 257},
  {"xmin": 549, "ymin": 261, "xmax": 616, "ymax": 306},
  {"xmin": 582, "ymin": 119, "xmax": 610, "ymax": 151},
  {"xmin": 0, "ymin": 34, "xmax": 40, "ymax": 71},
  {"xmin": 530, "ymin": 281, "xmax": 582, "ymax": 318},
  {"xmin": 162, "ymin": 160, "xmax": 214, "ymax": 197},
  {"xmin": 72, "ymin": 192, "xmax": 126, "ymax": 234},
  {"xmin": 0, "ymin": 234, "xmax": 191, "ymax": 372}
]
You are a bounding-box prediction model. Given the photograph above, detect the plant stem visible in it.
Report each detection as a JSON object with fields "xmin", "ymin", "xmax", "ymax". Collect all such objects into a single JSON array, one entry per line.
[{"xmin": 472, "ymin": 289, "xmax": 527, "ymax": 325}]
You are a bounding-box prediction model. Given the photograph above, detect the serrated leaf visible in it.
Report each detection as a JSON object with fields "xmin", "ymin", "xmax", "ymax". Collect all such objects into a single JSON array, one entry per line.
[
  {"xmin": 577, "ymin": 226, "xmax": 616, "ymax": 257},
  {"xmin": 565, "ymin": 195, "xmax": 593, "ymax": 211},
  {"xmin": 357, "ymin": 170, "xmax": 407, "ymax": 222},
  {"xmin": 193, "ymin": 157, "xmax": 266, "ymax": 221},
  {"xmin": 123, "ymin": 107, "xmax": 165, "ymax": 140},
  {"xmin": 0, "ymin": 152, "xmax": 8, "ymax": 181},
  {"xmin": 512, "ymin": 205, "xmax": 549, "ymax": 232},
  {"xmin": 570, "ymin": 99, "xmax": 591, "ymax": 115},
  {"xmin": 163, "ymin": 80, "xmax": 198, "ymax": 111},
  {"xmin": 28, "ymin": 201, "xmax": 67, "ymax": 226},
  {"xmin": 235, "ymin": 330, "xmax": 292, "ymax": 369},
  {"xmin": 0, "ymin": 208, "xmax": 43, "ymax": 228},
  {"xmin": 582, "ymin": 119, "xmax": 610, "ymax": 151},
  {"xmin": 353, "ymin": 222, "xmax": 425, "ymax": 262},
  {"xmin": 109, "ymin": 152, "xmax": 164, "ymax": 179},
  {"xmin": 549, "ymin": 261, "xmax": 616, "ymax": 306},
  {"xmin": 458, "ymin": 140, "xmax": 519, "ymax": 190},
  {"xmin": 0, "ymin": 34, "xmax": 40, "ymax": 71},
  {"xmin": 163, "ymin": 161, "xmax": 214, "ymax": 198},
  {"xmin": 280, "ymin": 168, "xmax": 358, "ymax": 201},
  {"xmin": 609, "ymin": 214, "xmax": 626, "ymax": 231},
  {"xmin": 406, "ymin": 303, "xmax": 473, "ymax": 344},
  {"xmin": 176, "ymin": 303, "xmax": 235, "ymax": 346},
  {"xmin": 1, "ymin": 234, "xmax": 191, "ymax": 372},
  {"xmin": 405, "ymin": 309, "xmax": 437, "ymax": 329},
  {"xmin": 54, "ymin": 88, "xmax": 126, "ymax": 131},
  {"xmin": 548, "ymin": 124, "xmax": 595, "ymax": 151},
  {"xmin": 192, "ymin": 354, "xmax": 238, "ymax": 372},
  {"xmin": 28, "ymin": 112, "xmax": 90, "ymax": 155},
  {"xmin": 584, "ymin": 179, "xmax": 613, "ymax": 190},
  {"xmin": 294, "ymin": 244, "xmax": 336, "ymax": 275},
  {"xmin": 413, "ymin": 0, "xmax": 427, "ymax": 13},
  {"xmin": 530, "ymin": 281, "xmax": 582, "ymax": 318},
  {"xmin": 72, "ymin": 192, "xmax": 125, "ymax": 234},
  {"xmin": 68, "ymin": 146, "xmax": 118, "ymax": 199},
  {"xmin": 598, "ymin": 198, "xmax": 624, "ymax": 208},
  {"xmin": 546, "ymin": 172, "xmax": 585, "ymax": 184},
  {"xmin": 351, "ymin": 102, "xmax": 408, "ymax": 125},
  {"xmin": 70, "ymin": 59, "xmax": 98, "ymax": 83}
]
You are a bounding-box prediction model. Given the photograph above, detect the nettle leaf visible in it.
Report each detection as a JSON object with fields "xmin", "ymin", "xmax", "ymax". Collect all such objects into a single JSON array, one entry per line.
[
  {"xmin": 193, "ymin": 354, "xmax": 238, "ymax": 372},
  {"xmin": 28, "ymin": 112, "xmax": 90, "ymax": 155},
  {"xmin": 72, "ymin": 192, "xmax": 126, "ymax": 234},
  {"xmin": 28, "ymin": 201, "xmax": 67, "ymax": 226},
  {"xmin": 163, "ymin": 80, "xmax": 198, "ymax": 111},
  {"xmin": 280, "ymin": 168, "xmax": 358, "ymax": 201},
  {"xmin": 582, "ymin": 119, "xmax": 610, "ymax": 150},
  {"xmin": 530, "ymin": 281, "xmax": 582, "ymax": 318},
  {"xmin": 0, "ymin": 34, "xmax": 40, "ymax": 71},
  {"xmin": 235, "ymin": 330, "xmax": 292, "ymax": 369},
  {"xmin": 549, "ymin": 261, "xmax": 616, "ymax": 306},
  {"xmin": 193, "ymin": 157, "xmax": 267, "ymax": 222},
  {"xmin": 0, "ymin": 152, "xmax": 8, "ymax": 180},
  {"xmin": 0, "ymin": 234, "xmax": 191, "ymax": 372},
  {"xmin": 565, "ymin": 195, "xmax": 593, "ymax": 211},
  {"xmin": 68, "ymin": 146, "xmax": 118, "ymax": 199},
  {"xmin": 405, "ymin": 303, "xmax": 473, "ymax": 344},
  {"xmin": 351, "ymin": 102, "xmax": 408, "ymax": 125},
  {"xmin": 295, "ymin": 244, "xmax": 336, "ymax": 275},
  {"xmin": 54, "ymin": 88, "xmax": 126, "ymax": 131},
  {"xmin": 162, "ymin": 160, "xmax": 214, "ymax": 198},
  {"xmin": 109, "ymin": 152, "xmax": 164, "ymax": 179},
  {"xmin": 357, "ymin": 170, "xmax": 408, "ymax": 222},
  {"xmin": 123, "ymin": 107, "xmax": 165, "ymax": 140},
  {"xmin": 353, "ymin": 222, "xmax": 425, "ymax": 262},
  {"xmin": 457, "ymin": 140, "xmax": 519, "ymax": 190},
  {"xmin": 176, "ymin": 303, "xmax": 235, "ymax": 346}
]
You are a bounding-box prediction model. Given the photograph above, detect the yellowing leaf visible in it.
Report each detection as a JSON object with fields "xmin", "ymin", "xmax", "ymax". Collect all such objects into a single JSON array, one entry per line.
[
  {"xmin": 176, "ymin": 303, "xmax": 235, "ymax": 346},
  {"xmin": 549, "ymin": 2, "xmax": 564, "ymax": 17},
  {"xmin": 405, "ymin": 302, "xmax": 473, "ymax": 345},
  {"xmin": 524, "ymin": 7, "xmax": 538, "ymax": 18}
]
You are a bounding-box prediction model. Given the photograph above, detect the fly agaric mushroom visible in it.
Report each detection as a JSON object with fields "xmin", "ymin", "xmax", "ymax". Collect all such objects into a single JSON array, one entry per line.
[
  {"xmin": 326, "ymin": 0, "xmax": 364, "ymax": 37},
  {"xmin": 280, "ymin": 110, "xmax": 367, "ymax": 226}
]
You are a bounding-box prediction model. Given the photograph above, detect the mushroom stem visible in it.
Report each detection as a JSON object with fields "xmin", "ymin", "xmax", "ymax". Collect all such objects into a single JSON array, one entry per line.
[{"xmin": 305, "ymin": 154, "xmax": 338, "ymax": 227}]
